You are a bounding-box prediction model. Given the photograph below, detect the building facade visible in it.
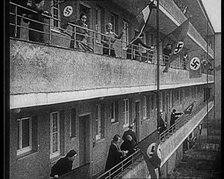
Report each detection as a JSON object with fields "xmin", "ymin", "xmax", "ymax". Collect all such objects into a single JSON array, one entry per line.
[{"xmin": 9, "ymin": 0, "xmax": 215, "ymax": 178}]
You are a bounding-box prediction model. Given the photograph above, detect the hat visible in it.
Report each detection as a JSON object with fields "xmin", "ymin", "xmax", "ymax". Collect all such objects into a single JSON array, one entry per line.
[
  {"xmin": 66, "ymin": 150, "xmax": 77, "ymax": 157},
  {"xmin": 128, "ymin": 124, "xmax": 134, "ymax": 129}
]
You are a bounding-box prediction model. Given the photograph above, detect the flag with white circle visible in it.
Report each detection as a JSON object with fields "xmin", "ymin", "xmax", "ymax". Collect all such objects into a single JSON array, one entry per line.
[{"xmin": 190, "ymin": 57, "xmax": 201, "ymax": 70}]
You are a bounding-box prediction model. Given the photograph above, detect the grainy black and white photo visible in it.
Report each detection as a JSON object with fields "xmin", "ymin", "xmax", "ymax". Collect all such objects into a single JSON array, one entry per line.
[{"xmin": 6, "ymin": 0, "xmax": 221, "ymax": 178}]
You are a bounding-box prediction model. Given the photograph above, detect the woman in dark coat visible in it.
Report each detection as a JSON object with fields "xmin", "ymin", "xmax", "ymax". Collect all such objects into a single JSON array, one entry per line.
[
  {"xmin": 70, "ymin": 13, "xmax": 93, "ymax": 52},
  {"xmin": 50, "ymin": 150, "xmax": 77, "ymax": 178},
  {"xmin": 120, "ymin": 135, "xmax": 136, "ymax": 156}
]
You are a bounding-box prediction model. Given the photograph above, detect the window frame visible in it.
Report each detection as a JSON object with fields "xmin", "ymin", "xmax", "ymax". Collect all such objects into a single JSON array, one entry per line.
[
  {"xmin": 111, "ymin": 101, "xmax": 118, "ymax": 123},
  {"xmin": 96, "ymin": 104, "xmax": 103, "ymax": 141},
  {"xmin": 95, "ymin": 6, "xmax": 102, "ymax": 43},
  {"xmin": 142, "ymin": 96, "xmax": 147, "ymax": 120},
  {"xmin": 51, "ymin": 0, "xmax": 61, "ymax": 30},
  {"xmin": 50, "ymin": 111, "xmax": 60, "ymax": 159},
  {"xmin": 17, "ymin": 117, "xmax": 32, "ymax": 156},
  {"xmin": 110, "ymin": 12, "xmax": 118, "ymax": 34},
  {"xmin": 70, "ymin": 108, "xmax": 76, "ymax": 138},
  {"xmin": 122, "ymin": 19, "xmax": 129, "ymax": 49},
  {"xmin": 123, "ymin": 99, "xmax": 129, "ymax": 128}
]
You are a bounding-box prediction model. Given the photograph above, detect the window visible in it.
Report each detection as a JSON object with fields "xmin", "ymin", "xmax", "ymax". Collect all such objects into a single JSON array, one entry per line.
[
  {"xmin": 192, "ymin": 86, "xmax": 196, "ymax": 98},
  {"xmin": 151, "ymin": 95, "xmax": 155, "ymax": 110},
  {"xmin": 96, "ymin": 104, "xmax": 104, "ymax": 140},
  {"xmin": 185, "ymin": 87, "xmax": 190, "ymax": 97},
  {"xmin": 95, "ymin": 6, "xmax": 102, "ymax": 43},
  {"xmin": 123, "ymin": 99, "xmax": 129, "ymax": 127},
  {"xmin": 51, "ymin": 0, "xmax": 61, "ymax": 28},
  {"xmin": 180, "ymin": 88, "xmax": 183, "ymax": 103},
  {"xmin": 70, "ymin": 108, "xmax": 76, "ymax": 138},
  {"xmin": 160, "ymin": 92, "xmax": 165, "ymax": 111},
  {"xmin": 111, "ymin": 13, "xmax": 118, "ymax": 34},
  {"xmin": 17, "ymin": 117, "xmax": 32, "ymax": 155},
  {"xmin": 197, "ymin": 86, "xmax": 202, "ymax": 96},
  {"xmin": 143, "ymin": 96, "xmax": 147, "ymax": 119},
  {"xmin": 122, "ymin": 20, "xmax": 129, "ymax": 49},
  {"xmin": 50, "ymin": 111, "xmax": 60, "ymax": 159},
  {"xmin": 111, "ymin": 101, "xmax": 118, "ymax": 123},
  {"xmin": 173, "ymin": 89, "xmax": 180, "ymax": 102}
]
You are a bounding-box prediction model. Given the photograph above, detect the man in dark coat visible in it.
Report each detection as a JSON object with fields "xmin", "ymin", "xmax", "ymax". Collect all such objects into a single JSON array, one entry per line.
[
  {"xmin": 170, "ymin": 109, "xmax": 183, "ymax": 128},
  {"xmin": 157, "ymin": 111, "xmax": 167, "ymax": 134},
  {"xmin": 105, "ymin": 134, "xmax": 127, "ymax": 172},
  {"xmin": 50, "ymin": 150, "xmax": 77, "ymax": 178},
  {"xmin": 122, "ymin": 124, "xmax": 137, "ymax": 144}
]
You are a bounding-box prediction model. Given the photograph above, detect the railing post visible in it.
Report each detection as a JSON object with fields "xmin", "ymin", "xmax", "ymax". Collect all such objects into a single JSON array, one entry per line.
[
  {"xmin": 48, "ymin": 16, "xmax": 52, "ymax": 44},
  {"xmin": 131, "ymin": 44, "xmax": 134, "ymax": 60},
  {"xmin": 109, "ymin": 36, "xmax": 111, "ymax": 56},
  {"xmin": 15, "ymin": 4, "xmax": 18, "ymax": 38},
  {"xmin": 93, "ymin": 31, "xmax": 96, "ymax": 53}
]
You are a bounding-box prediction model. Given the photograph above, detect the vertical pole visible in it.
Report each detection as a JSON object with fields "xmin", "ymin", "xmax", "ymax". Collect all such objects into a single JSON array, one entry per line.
[
  {"xmin": 156, "ymin": 0, "xmax": 160, "ymax": 135},
  {"xmin": 206, "ymin": 20, "xmax": 209, "ymax": 144},
  {"xmin": 15, "ymin": 4, "xmax": 18, "ymax": 38}
]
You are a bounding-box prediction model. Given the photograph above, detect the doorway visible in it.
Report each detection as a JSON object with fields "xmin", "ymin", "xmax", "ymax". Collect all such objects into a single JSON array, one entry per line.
[{"xmin": 79, "ymin": 114, "xmax": 90, "ymax": 166}]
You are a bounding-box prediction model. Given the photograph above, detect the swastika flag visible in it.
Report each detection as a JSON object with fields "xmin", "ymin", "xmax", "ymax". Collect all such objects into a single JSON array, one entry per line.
[
  {"xmin": 163, "ymin": 19, "xmax": 190, "ymax": 72},
  {"xmin": 189, "ymin": 56, "xmax": 202, "ymax": 78},
  {"xmin": 137, "ymin": 130, "xmax": 161, "ymax": 178},
  {"xmin": 60, "ymin": 0, "xmax": 76, "ymax": 29}
]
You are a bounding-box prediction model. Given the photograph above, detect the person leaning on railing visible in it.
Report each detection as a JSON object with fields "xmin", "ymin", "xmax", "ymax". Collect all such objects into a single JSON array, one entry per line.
[
  {"xmin": 70, "ymin": 13, "xmax": 93, "ymax": 52},
  {"xmin": 23, "ymin": 0, "xmax": 51, "ymax": 43},
  {"xmin": 101, "ymin": 23, "xmax": 125, "ymax": 57},
  {"xmin": 50, "ymin": 150, "xmax": 78, "ymax": 179},
  {"xmin": 170, "ymin": 109, "xmax": 183, "ymax": 130},
  {"xmin": 105, "ymin": 134, "xmax": 128, "ymax": 178}
]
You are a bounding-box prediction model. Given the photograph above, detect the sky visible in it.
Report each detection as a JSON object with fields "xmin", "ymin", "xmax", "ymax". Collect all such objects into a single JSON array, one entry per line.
[{"xmin": 201, "ymin": 0, "xmax": 221, "ymax": 32}]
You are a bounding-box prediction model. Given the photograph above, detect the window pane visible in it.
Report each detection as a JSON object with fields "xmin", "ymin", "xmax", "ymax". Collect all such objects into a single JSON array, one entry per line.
[
  {"xmin": 111, "ymin": 103, "xmax": 114, "ymax": 119},
  {"xmin": 71, "ymin": 109, "xmax": 76, "ymax": 137},
  {"xmin": 22, "ymin": 119, "xmax": 30, "ymax": 148},
  {"xmin": 53, "ymin": 113, "xmax": 58, "ymax": 132},
  {"xmin": 52, "ymin": 133, "xmax": 58, "ymax": 153},
  {"xmin": 17, "ymin": 121, "xmax": 20, "ymax": 149}
]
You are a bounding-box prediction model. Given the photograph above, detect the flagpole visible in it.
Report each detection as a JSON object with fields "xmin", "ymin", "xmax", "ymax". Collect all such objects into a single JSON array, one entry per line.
[
  {"xmin": 206, "ymin": 20, "xmax": 209, "ymax": 144},
  {"xmin": 156, "ymin": 0, "xmax": 160, "ymax": 137}
]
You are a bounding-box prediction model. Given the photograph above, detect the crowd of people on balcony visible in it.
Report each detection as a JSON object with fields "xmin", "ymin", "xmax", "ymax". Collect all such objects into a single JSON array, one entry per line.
[{"xmin": 10, "ymin": 0, "xmax": 190, "ymax": 70}]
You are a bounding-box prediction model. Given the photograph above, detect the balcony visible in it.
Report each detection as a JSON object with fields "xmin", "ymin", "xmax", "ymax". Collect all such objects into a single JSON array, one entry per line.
[
  {"xmin": 10, "ymin": 2, "xmax": 214, "ymax": 109},
  {"xmin": 112, "ymin": 0, "xmax": 214, "ymax": 58}
]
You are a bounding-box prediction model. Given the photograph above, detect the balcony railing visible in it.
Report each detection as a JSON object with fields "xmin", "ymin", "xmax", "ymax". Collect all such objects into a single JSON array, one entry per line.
[
  {"xmin": 96, "ymin": 149, "xmax": 142, "ymax": 179},
  {"xmin": 10, "ymin": 2, "xmax": 190, "ymax": 71},
  {"xmin": 95, "ymin": 97, "xmax": 214, "ymax": 179},
  {"xmin": 10, "ymin": 2, "xmax": 154, "ymax": 63},
  {"xmin": 159, "ymin": 97, "xmax": 213, "ymax": 142}
]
